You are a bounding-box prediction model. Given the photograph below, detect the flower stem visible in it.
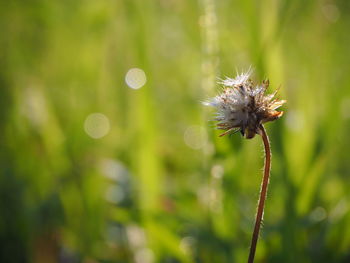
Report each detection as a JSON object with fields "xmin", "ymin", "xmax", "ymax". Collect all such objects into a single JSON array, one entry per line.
[{"xmin": 247, "ymin": 124, "xmax": 271, "ymax": 263}]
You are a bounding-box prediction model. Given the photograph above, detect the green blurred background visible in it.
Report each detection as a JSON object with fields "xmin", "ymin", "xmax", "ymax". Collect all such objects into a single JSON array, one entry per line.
[{"xmin": 1, "ymin": 0, "xmax": 350, "ymax": 262}]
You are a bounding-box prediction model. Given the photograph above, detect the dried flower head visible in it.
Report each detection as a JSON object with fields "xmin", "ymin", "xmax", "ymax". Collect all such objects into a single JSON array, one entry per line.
[{"xmin": 204, "ymin": 70, "xmax": 286, "ymax": 139}]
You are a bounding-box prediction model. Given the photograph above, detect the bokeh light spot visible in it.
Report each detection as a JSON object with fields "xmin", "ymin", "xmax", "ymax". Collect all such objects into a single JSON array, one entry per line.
[
  {"xmin": 105, "ymin": 185, "xmax": 125, "ymax": 204},
  {"xmin": 126, "ymin": 225, "xmax": 146, "ymax": 248},
  {"xmin": 135, "ymin": 248, "xmax": 154, "ymax": 263},
  {"xmin": 341, "ymin": 97, "xmax": 350, "ymax": 120},
  {"xmin": 310, "ymin": 206, "xmax": 327, "ymax": 222},
  {"xmin": 125, "ymin": 68, "xmax": 147, "ymax": 89},
  {"xmin": 183, "ymin": 125, "xmax": 207, "ymax": 150},
  {"xmin": 322, "ymin": 4, "xmax": 340, "ymax": 23},
  {"xmin": 285, "ymin": 110, "xmax": 304, "ymax": 132},
  {"xmin": 211, "ymin": 164, "xmax": 224, "ymax": 179},
  {"xmin": 100, "ymin": 159, "xmax": 129, "ymax": 182},
  {"xmin": 180, "ymin": 236, "xmax": 196, "ymax": 255},
  {"xmin": 84, "ymin": 113, "xmax": 110, "ymax": 139}
]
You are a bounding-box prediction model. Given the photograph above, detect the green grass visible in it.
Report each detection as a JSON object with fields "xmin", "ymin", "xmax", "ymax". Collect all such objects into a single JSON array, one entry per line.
[{"xmin": 1, "ymin": 0, "xmax": 350, "ymax": 262}]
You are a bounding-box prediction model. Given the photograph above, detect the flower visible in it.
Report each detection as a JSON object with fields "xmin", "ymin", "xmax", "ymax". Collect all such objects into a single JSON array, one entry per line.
[{"xmin": 203, "ymin": 70, "xmax": 286, "ymax": 139}]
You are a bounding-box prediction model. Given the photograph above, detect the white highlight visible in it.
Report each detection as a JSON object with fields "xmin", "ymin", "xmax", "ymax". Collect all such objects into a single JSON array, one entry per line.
[
  {"xmin": 220, "ymin": 68, "xmax": 252, "ymax": 87},
  {"xmin": 125, "ymin": 68, "xmax": 147, "ymax": 89},
  {"xmin": 84, "ymin": 113, "xmax": 110, "ymax": 139}
]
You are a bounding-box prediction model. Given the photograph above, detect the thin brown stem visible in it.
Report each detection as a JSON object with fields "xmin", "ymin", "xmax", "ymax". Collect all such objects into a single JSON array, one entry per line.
[{"xmin": 247, "ymin": 124, "xmax": 271, "ymax": 263}]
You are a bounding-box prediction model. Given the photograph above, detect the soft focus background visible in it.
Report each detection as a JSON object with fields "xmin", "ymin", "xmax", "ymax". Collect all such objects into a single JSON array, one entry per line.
[{"xmin": 1, "ymin": 0, "xmax": 350, "ymax": 262}]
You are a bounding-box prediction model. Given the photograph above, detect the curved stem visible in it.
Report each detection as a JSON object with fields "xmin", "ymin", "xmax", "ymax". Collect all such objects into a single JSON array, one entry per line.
[{"xmin": 247, "ymin": 124, "xmax": 271, "ymax": 263}]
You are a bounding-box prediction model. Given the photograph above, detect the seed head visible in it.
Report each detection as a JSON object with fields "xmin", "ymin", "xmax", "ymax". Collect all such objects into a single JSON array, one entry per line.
[{"xmin": 203, "ymin": 70, "xmax": 286, "ymax": 139}]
